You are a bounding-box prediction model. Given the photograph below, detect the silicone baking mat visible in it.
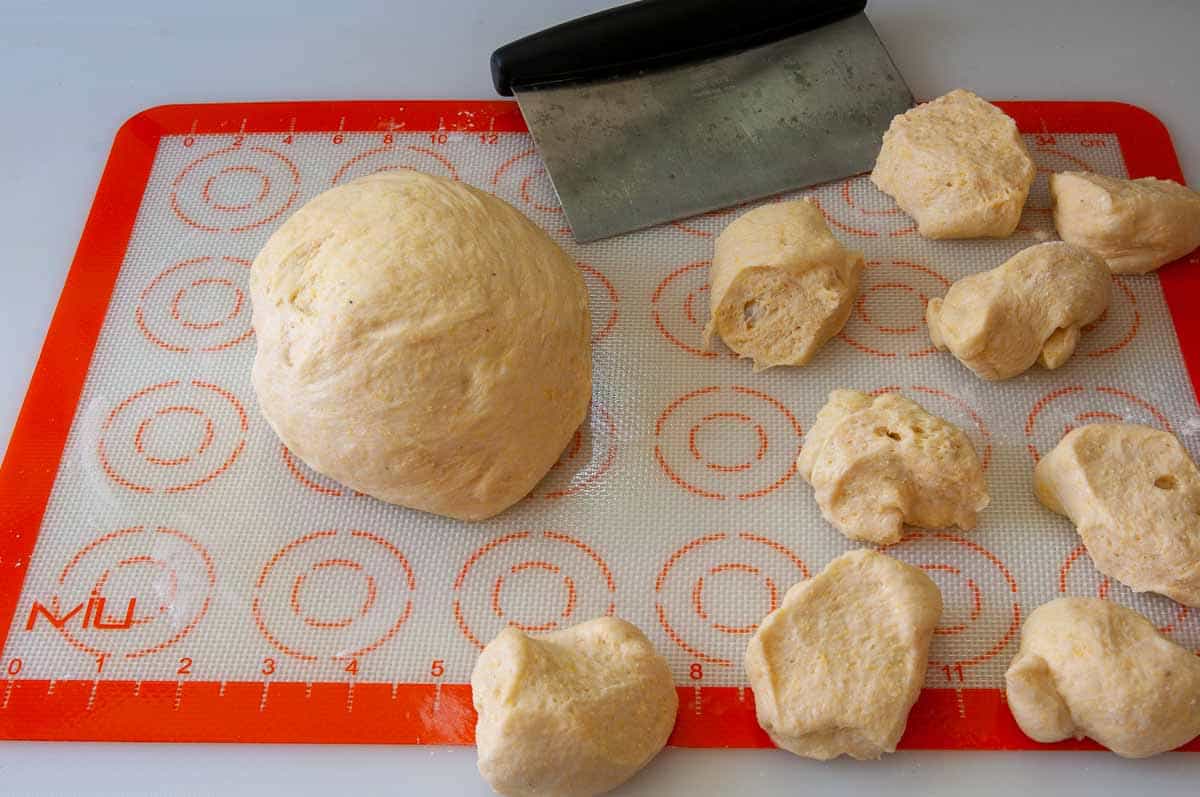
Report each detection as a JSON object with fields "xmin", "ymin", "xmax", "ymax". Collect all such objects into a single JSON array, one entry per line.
[{"xmin": 1, "ymin": 100, "xmax": 1198, "ymax": 749}]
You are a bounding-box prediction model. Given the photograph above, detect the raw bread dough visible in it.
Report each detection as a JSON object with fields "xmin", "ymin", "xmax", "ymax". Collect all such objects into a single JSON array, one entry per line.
[
  {"xmin": 745, "ymin": 549, "xmax": 942, "ymax": 760},
  {"xmin": 1034, "ymin": 423, "xmax": 1200, "ymax": 607},
  {"xmin": 1050, "ymin": 171, "xmax": 1200, "ymax": 274},
  {"xmin": 870, "ymin": 89, "xmax": 1035, "ymax": 239},
  {"xmin": 798, "ymin": 390, "xmax": 990, "ymax": 544},
  {"xmin": 1005, "ymin": 597, "xmax": 1200, "ymax": 757},
  {"xmin": 704, "ymin": 200, "xmax": 864, "ymax": 369},
  {"xmin": 472, "ymin": 618, "xmax": 677, "ymax": 797},
  {"xmin": 926, "ymin": 242, "xmax": 1111, "ymax": 380},
  {"xmin": 251, "ymin": 171, "xmax": 591, "ymax": 521}
]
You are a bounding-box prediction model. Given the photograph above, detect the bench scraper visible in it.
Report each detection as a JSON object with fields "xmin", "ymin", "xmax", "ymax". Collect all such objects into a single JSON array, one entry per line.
[{"xmin": 491, "ymin": 0, "xmax": 912, "ymax": 242}]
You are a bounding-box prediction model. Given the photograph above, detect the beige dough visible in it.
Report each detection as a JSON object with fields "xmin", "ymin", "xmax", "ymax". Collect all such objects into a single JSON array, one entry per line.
[
  {"xmin": 250, "ymin": 171, "xmax": 591, "ymax": 521},
  {"xmin": 1034, "ymin": 423, "xmax": 1200, "ymax": 607},
  {"xmin": 704, "ymin": 199, "xmax": 864, "ymax": 369},
  {"xmin": 1005, "ymin": 597, "xmax": 1200, "ymax": 757},
  {"xmin": 1050, "ymin": 171, "xmax": 1200, "ymax": 274},
  {"xmin": 870, "ymin": 89, "xmax": 1034, "ymax": 239},
  {"xmin": 472, "ymin": 618, "xmax": 677, "ymax": 797},
  {"xmin": 926, "ymin": 242, "xmax": 1111, "ymax": 380},
  {"xmin": 798, "ymin": 390, "xmax": 990, "ymax": 544},
  {"xmin": 745, "ymin": 549, "xmax": 942, "ymax": 760}
]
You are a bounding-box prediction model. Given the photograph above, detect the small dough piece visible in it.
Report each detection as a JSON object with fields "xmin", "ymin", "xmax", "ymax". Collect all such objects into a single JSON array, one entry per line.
[
  {"xmin": 251, "ymin": 171, "xmax": 591, "ymax": 521},
  {"xmin": 1034, "ymin": 423, "xmax": 1200, "ymax": 607},
  {"xmin": 472, "ymin": 618, "xmax": 677, "ymax": 797},
  {"xmin": 798, "ymin": 390, "xmax": 990, "ymax": 544},
  {"xmin": 871, "ymin": 89, "xmax": 1035, "ymax": 239},
  {"xmin": 926, "ymin": 242, "xmax": 1111, "ymax": 380},
  {"xmin": 1005, "ymin": 597, "xmax": 1200, "ymax": 757},
  {"xmin": 745, "ymin": 549, "xmax": 943, "ymax": 760},
  {"xmin": 704, "ymin": 200, "xmax": 864, "ymax": 369},
  {"xmin": 1050, "ymin": 171, "xmax": 1200, "ymax": 274}
]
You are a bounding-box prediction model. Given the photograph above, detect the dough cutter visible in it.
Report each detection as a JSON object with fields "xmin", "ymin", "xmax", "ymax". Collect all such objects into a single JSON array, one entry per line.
[{"xmin": 491, "ymin": 0, "xmax": 913, "ymax": 242}]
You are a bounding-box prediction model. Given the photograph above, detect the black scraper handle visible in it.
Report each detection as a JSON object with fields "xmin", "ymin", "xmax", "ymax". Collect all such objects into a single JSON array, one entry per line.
[{"xmin": 491, "ymin": 0, "xmax": 868, "ymax": 95}]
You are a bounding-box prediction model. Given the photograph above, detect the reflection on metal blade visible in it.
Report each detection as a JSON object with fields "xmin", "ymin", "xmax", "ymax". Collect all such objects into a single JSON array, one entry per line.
[{"xmin": 515, "ymin": 13, "xmax": 912, "ymax": 242}]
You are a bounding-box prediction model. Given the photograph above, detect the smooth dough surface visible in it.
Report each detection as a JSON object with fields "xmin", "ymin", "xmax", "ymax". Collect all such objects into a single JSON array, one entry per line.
[
  {"xmin": 1051, "ymin": 171, "xmax": 1200, "ymax": 274},
  {"xmin": 251, "ymin": 171, "xmax": 591, "ymax": 521},
  {"xmin": 1034, "ymin": 423, "xmax": 1200, "ymax": 607},
  {"xmin": 926, "ymin": 242, "xmax": 1111, "ymax": 380},
  {"xmin": 745, "ymin": 549, "xmax": 942, "ymax": 760},
  {"xmin": 870, "ymin": 89, "xmax": 1034, "ymax": 239},
  {"xmin": 472, "ymin": 618, "xmax": 677, "ymax": 797},
  {"xmin": 1005, "ymin": 597, "xmax": 1200, "ymax": 757},
  {"xmin": 704, "ymin": 200, "xmax": 864, "ymax": 369},
  {"xmin": 798, "ymin": 390, "xmax": 990, "ymax": 544}
]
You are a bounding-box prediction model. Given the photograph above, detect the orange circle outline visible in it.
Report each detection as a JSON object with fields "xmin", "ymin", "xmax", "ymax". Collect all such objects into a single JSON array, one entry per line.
[
  {"xmin": 809, "ymin": 194, "xmax": 917, "ymax": 239},
  {"xmin": 90, "ymin": 556, "xmax": 175, "ymax": 626},
  {"xmin": 490, "ymin": 561, "xmax": 577, "ymax": 632},
  {"xmin": 289, "ymin": 559, "xmax": 377, "ymax": 630},
  {"xmin": 839, "ymin": 260, "xmax": 950, "ymax": 358},
  {"xmin": 687, "ymin": 412, "xmax": 766, "ymax": 473},
  {"xmin": 169, "ymin": 277, "xmax": 244, "ymax": 331},
  {"xmin": 1083, "ymin": 276, "xmax": 1140, "ymax": 358},
  {"xmin": 52, "ymin": 525, "xmax": 216, "ymax": 660},
  {"xmin": 518, "ymin": 169, "xmax": 562, "ymax": 214},
  {"xmin": 331, "ymin": 143, "xmax": 460, "ymax": 185},
  {"xmin": 201, "ymin": 165, "xmax": 270, "ymax": 212},
  {"xmin": 655, "ymin": 531, "xmax": 808, "ymax": 666},
  {"xmin": 136, "ymin": 256, "xmax": 254, "ymax": 353},
  {"xmin": 133, "ymin": 406, "xmax": 213, "ymax": 467},
  {"xmin": 170, "ymin": 145, "xmax": 300, "ymax": 233},
  {"xmin": 840, "ymin": 175, "xmax": 904, "ymax": 217},
  {"xmin": 252, "ymin": 528, "xmax": 416, "ymax": 662},
  {"xmin": 453, "ymin": 530, "xmax": 615, "ymax": 650},
  {"xmin": 1025, "ymin": 385, "xmax": 1173, "ymax": 462},
  {"xmin": 654, "ymin": 386, "xmax": 803, "ymax": 502},
  {"xmin": 280, "ymin": 441, "xmax": 350, "ymax": 499},
  {"xmin": 98, "ymin": 379, "xmax": 247, "ymax": 494},
  {"xmin": 920, "ymin": 563, "xmax": 984, "ymax": 635},
  {"xmin": 882, "ymin": 530, "xmax": 1020, "ymax": 670},
  {"xmin": 577, "ymin": 263, "xmax": 620, "ymax": 344},
  {"xmin": 856, "ymin": 282, "xmax": 926, "ymax": 334},
  {"xmin": 651, "ymin": 261, "xmax": 728, "ymax": 359},
  {"xmin": 693, "ymin": 563, "xmax": 778, "ymax": 635}
]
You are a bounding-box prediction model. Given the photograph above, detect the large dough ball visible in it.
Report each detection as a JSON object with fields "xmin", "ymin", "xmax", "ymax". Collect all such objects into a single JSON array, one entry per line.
[
  {"xmin": 1034, "ymin": 423, "xmax": 1200, "ymax": 607},
  {"xmin": 250, "ymin": 171, "xmax": 591, "ymax": 521},
  {"xmin": 926, "ymin": 242, "xmax": 1111, "ymax": 380},
  {"xmin": 1005, "ymin": 597, "xmax": 1200, "ymax": 757},
  {"xmin": 1050, "ymin": 171, "xmax": 1200, "ymax": 274},
  {"xmin": 871, "ymin": 89, "xmax": 1034, "ymax": 239},
  {"xmin": 704, "ymin": 200, "xmax": 863, "ymax": 369},
  {"xmin": 472, "ymin": 618, "xmax": 678, "ymax": 796},
  {"xmin": 745, "ymin": 549, "xmax": 942, "ymax": 760}
]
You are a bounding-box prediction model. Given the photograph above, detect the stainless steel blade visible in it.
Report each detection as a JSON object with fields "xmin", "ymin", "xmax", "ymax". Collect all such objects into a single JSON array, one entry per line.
[{"xmin": 514, "ymin": 12, "xmax": 912, "ymax": 242}]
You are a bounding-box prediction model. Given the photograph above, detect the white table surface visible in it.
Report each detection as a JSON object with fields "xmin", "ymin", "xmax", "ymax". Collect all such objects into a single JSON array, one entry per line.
[{"xmin": 1, "ymin": 0, "xmax": 1198, "ymax": 793}]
